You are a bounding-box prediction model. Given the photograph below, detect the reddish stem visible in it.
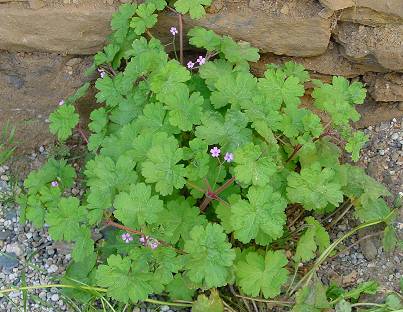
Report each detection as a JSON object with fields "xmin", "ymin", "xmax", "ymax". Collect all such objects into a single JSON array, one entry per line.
[
  {"xmin": 76, "ymin": 125, "xmax": 89, "ymax": 145},
  {"xmin": 178, "ymin": 14, "xmax": 184, "ymax": 65},
  {"xmin": 105, "ymin": 220, "xmax": 186, "ymax": 254}
]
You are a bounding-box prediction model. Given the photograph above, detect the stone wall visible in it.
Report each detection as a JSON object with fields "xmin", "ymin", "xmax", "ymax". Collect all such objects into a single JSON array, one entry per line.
[{"xmin": 0, "ymin": 0, "xmax": 402, "ymax": 152}]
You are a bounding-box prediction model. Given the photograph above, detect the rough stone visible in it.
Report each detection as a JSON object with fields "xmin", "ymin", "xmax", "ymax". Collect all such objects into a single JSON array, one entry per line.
[
  {"xmin": 0, "ymin": 6, "xmax": 115, "ymax": 54},
  {"xmin": 252, "ymin": 41, "xmax": 384, "ymax": 79},
  {"xmin": 363, "ymin": 72, "xmax": 403, "ymax": 102},
  {"xmin": 0, "ymin": 253, "xmax": 19, "ymax": 270},
  {"xmin": 0, "ymin": 51, "xmax": 93, "ymax": 155},
  {"xmin": 0, "ymin": 230, "xmax": 11, "ymax": 241},
  {"xmin": 0, "ymin": 1, "xmax": 332, "ymax": 57},
  {"xmin": 340, "ymin": 7, "xmax": 403, "ymax": 26},
  {"xmin": 320, "ymin": 0, "xmax": 403, "ymax": 19},
  {"xmin": 334, "ymin": 22, "xmax": 403, "ymax": 72},
  {"xmin": 28, "ymin": 0, "xmax": 45, "ymax": 10}
]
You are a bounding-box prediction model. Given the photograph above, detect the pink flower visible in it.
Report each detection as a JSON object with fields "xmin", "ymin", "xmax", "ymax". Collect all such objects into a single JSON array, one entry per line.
[
  {"xmin": 139, "ymin": 235, "xmax": 149, "ymax": 245},
  {"xmin": 121, "ymin": 233, "xmax": 133, "ymax": 243},
  {"xmin": 196, "ymin": 56, "xmax": 206, "ymax": 65},
  {"xmin": 170, "ymin": 27, "xmax": 178, "ymax": 36},
  {"xmin": 51, "ymin": 181, "xmax": 59, "ymax": 187},
  {"xmin": 224, "ymin": 152, "xmax": 234, "ymax": 163},
  {"xmin": 148, "ymin": 240, "xmax": 160, "ymax": 250},
  {"xmin": 210, "ymin": 146, "xmax": 221, "ymax": 158},
  {"xmin": 187, "ymin": 61, "xmax": 195, "ymax": 69},
  {"xmin": 58, "ymin": 100, "xmax": 65, "ymax": 106}
]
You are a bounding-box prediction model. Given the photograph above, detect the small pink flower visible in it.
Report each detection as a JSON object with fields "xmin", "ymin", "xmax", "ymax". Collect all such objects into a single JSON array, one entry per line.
[
  {"xmin": 210, "ymin": 146, "xmax": 221, "ymax": 158},
  {"xmin": 148, "ymin": 240, "xmax": 160, "ymax": 250},
  {"xmin": 58, "ymin": 100, "xmax": 65, "ymax": 106},
  {"xmin": 224, "ymin": 152, "xmax": 234, "ymax": 163},
  {"xmin": 139, "ymin": 235, "xmax": 149, "ymax": 245},
  {"xmin": 187, "ymin": 61, "xmax": 195, "ymax": 69},
  {"xmin": 196, "ymin": 56, "xmax": 206, "ymax": 65},
  {"xmin": 121, "ymin": 233, "xmax": 133, "ymax": 243},
  {"xmin": 51, "ymin": 181, "xmax": 59, "ymax": 187},
  {"xmin": 170, "ymin": 27, "xmax": 178, "ymax": 36}
]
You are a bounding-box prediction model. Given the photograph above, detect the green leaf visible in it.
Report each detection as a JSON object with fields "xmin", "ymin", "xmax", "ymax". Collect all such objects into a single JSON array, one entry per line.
[
  {"xmin": 231, "ymin": 186, "xmax": 287, "ymax": 244},
  {"xmin": 141, "ymin": 133, "xmax": 186, "ymax": 195},
  {"xmin": 355, "ymin": 197, "xmax": 390, "ymax": 223},
  {"xmin": 130, "ymin": 3, "xmax": 157, "ymax": 35},
  {"xmin": 282, "ymin": 61, "xmax": 310, "ymax": 83},
  {"xmin": 135, "ymin": 102, "xmax": 179, "ymax": 135},
  {"xmin": 96, "ymin": 254, "xmax": 153, "ymax": 303},
  {"xmin": 383, "ymin": 225, "xmax": 398, "ymax": 252},
  {"xmin": 312, "ymin": 76, "xmax": 366, "ymax": 126},
  {"xmin": 24, "ymin": 159, "xmax": 76, "ymax": 194},
  {"xmin": 184, "ymin": 223, "xmax": 235, "ymax": 288},
  {"xmin": 114, "ymin": 182, "xmax": 163, "ymax": 228},
  {"xmin": 293, "ymin": 217, "xmax": 330, "ymax": 263},
  {"xmin": 25, "ymin": 195, "xmax": 45, "ymax": 227},
  {"xmin": 345, "ymin": 131, "xmax": 368, "ymax": 161},
  {"xmin": 258, "ymin": 68, "xmax": 304, "ymax": 109},
  {"xmin": 111, "ymin": 3, "xmax": 137, "ymax": 43},
  {"xmin": 220, "ymin": 36, "xmax": 260, "ymax": 64},
  {"xmin": 287, "ymin": 163, "xmax": 344, "ymax": 211},
  {"xmin": 298, "ymin": 139, "xmax": 341, "ymax": 168},
  {"xmin": 292, "ymin": 282, "xmax": 330, "ymax": 312},
  {"xmin": 195, "ymin": 110, "xmax": 252, "ymax": 151},
  {"xmin": 156, "ymin": 197, "xmax": 207, "ymax": 244},
  {"xmin": 235, "ymin": 250, "xmax": 288, "ymax": 298},
  {"xmin": 166, "ymin": 274, "xmax": 195, "ymax": 301},
  {"xmin": 164, "ymin": 87, "xmax": 204, "ymax": 131},
  {"xmin": 144, "ymin": 0, "xmax": 166, "ymax": 10},
  {"xmin": 46, "ymin": 197, "xmax": 87, "ymax": 241},
  {"xmin": 174, "ymin": 0, "xmax": 212, "ymax": 19},
  {"xmin": 95, "ymin": 75, "xmax": 126, "ymax": 108},
  {"xmin": 233, "ymin": 143, "xmax": 277, "ymax": 187},
  {"xmin": 188, "ymin": 27, "xmax": 221, "ymax": 51},
  {"xmin": 150, "ymin": 60, "xmax": 191, "ymax": 103},
  {"xmin": 85, "ymin": 154, "xmax": 137, "ymax": 224},
  {"xmin": 72, "ymin": 226, "xmax": 95, "ymax": 263},
  {"xmin": 335, "ymin": 300, "xmax": 351, "ymax": 312},
  {"xmin": 49, "ymin": 104, "xmax": 79, "ymax": 141},
  {"xmin": 192, "ymin": 290, "xmax": 224, "ymax": 312},
  {"xmin": 199, "ymin": 59, "xmax": 233, "ymax": 90},
  {"xmin": 95, "ymin": 44, "xmax": 121, "ymax": 66},
  {"xmin": 385, "ymin": 294, "xmax": 402, "ymax": 309},
  {"xmin": 344, "ymin": 281, "xmax": 378, "ymax": 300},
  {"xmin": 210, "ymin": 72, "xmax": 257, "ymax": 109}
]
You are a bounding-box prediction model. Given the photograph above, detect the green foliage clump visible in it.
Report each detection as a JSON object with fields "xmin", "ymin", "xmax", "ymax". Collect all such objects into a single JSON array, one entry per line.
[{"xmin": 20, "ymin": 2, "xmax": 401, "ymax": 311}]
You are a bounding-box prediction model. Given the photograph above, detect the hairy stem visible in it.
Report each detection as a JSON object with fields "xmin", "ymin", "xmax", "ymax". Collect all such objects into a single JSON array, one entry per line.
[
  {"xmin": 105, "ymin": 220, "xmax": 186, "ymax": 254},
  {"xmin": 178, "ymin": 14, "xmax": 184, "ymax": 65}
]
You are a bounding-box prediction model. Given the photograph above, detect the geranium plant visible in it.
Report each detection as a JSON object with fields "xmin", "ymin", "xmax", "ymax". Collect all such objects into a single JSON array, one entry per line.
[{"xmin": 15, "ymin": 1, "xmax": 401, "ymax": 311}]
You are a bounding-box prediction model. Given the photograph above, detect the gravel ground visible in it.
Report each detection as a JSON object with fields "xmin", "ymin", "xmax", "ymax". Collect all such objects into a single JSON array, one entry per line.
[
  {"xmin": 0, "ymin": 118, "xmax": 401, "ymax": 311},
  {"xmin": 320, "ymin": 117, "xmax": 402, "ymax": 293}
]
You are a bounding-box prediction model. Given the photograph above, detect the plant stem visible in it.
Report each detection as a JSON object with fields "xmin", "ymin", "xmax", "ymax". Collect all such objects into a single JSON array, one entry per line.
[
  {"xmin": 350, "ymin": 303, "xmax": 385, "ymax": 308},
  {"xmin": 178, "ymin": 14, "xmax": 184, "ymax": 65},
  {"xmin": 326, "ymin": 201, "xmax": 354, "ymax": 229},
  {"xmin": 145, "ymin": 298, "xmax": 192, "ymax": 308},
  {"xmin": 105, "ymin": 220, "xmax": 186, "ymax": 254},
  {"xmin": 328, "ymin": 231, "xmax": 383, "ymax": 260},
  {"xmin": 76, "ymin": 125, "xmax": 89, "ymax": 145},
  {"xmin": 233, "ymin": 294, "xmax": 293, "ymax": 307},
  {"xmin": 289, "ymin": 214, "xmax": 392, "ymax": 295}
]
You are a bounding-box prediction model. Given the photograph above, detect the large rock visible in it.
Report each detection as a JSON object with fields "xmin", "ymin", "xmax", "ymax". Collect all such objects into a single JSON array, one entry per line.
[
  {"xmin": 0, "ymin": 1, "xmax": 332, "ymax": 57},
  {"xmin": 363, "ymin": 72, "xmax": 403, "ymax": 102},
  {"xmin": 340, "ymin": 7, "xmax": 403, "ymax": 26},
  {"xmin": 0, "ymin": 51, "xmax": 92, "ymax": 154},
  {"xmin": 252, "ymin": 41, "xmax": 385, "ymax": 78},
  {"xmin": 334, "ymin": 22, "xmax": 403, "ymax": 72},
  {"xmin": 319, "ymin": 0, "xmax": 403, "ymax": 19},
  {"xmin": 0, "ymin": 5, "xmax": 115, "ymax": 54}
]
